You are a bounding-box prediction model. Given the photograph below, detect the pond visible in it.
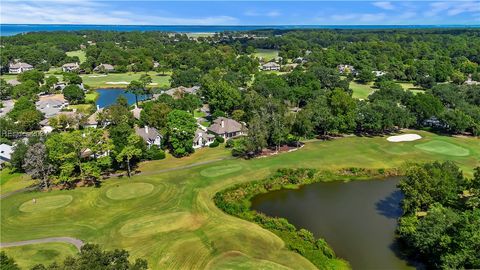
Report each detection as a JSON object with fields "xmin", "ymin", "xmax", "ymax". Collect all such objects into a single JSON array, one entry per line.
[
  {"xmin": 96, "ymin": 88, "xmax": 149, "ymax": 108},
  {"xmin": 251, "ymin": 177, "xmax": 420, "ymax": 270}
]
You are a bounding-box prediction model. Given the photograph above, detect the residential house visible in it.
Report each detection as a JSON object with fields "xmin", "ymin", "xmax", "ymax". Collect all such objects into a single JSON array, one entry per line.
[
  {"xmin": 262, "ymin": 62, "xmax": 281, "ymax": 71},
  {"xmin": 62, "ymin": 62, "xmax": 80, "ymax": 72},
  {"xmin": 156, "ymin": 86, "xmax": 201, "ymax": 99},
  {"xmin": 6, "ymin": 79, "xmax": 21, "ymax": 86},
  {"xmin": 135, "ymin": 126, "xmax": 162, "ymax": 148},
  {"xmin": 0, "ymin": 144, "xmax": 13, "ymax": 166},
  {"xmin": 94, "ymin": 63, "xmax": 115, "ymax": 73},
  {"xmin": 84, "ymin": 106, "xmax": 104, "ymax": 129},
  {"xmin": 9, "ymin": 62, "xmax": 33, "ymax": 74},
  {"xmin": 35, "ymin": 94, "xmax": 68, "ymax": 118},
  {"xmin": 193, "ymin": 128, "xmax": 215, "ymax": 149},
  {"xmin": 207, "ymin": 117, "xmax": 246, "ymax": 139},
  {"xmin": 373, "ymin": 70, "xmax": 387, "ymax": 77},
  {"xmin": 337, "ymin": 64, "xmax": 357, "ymax": 75}
]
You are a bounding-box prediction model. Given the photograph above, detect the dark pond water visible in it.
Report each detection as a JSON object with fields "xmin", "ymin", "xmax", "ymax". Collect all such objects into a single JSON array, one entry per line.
[
  {"xmin": 251, "ymin": 178, "xmax": 419, "ymax": 270},
  {"xmin": 96, "ymin": 89, "xmax": 149, "ymax": 108}
]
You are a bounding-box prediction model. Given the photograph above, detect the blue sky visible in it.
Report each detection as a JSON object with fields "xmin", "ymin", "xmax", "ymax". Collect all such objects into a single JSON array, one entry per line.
[{"xmin": 1, "ymin": 1, "xmax": 479, "ymax": 25}]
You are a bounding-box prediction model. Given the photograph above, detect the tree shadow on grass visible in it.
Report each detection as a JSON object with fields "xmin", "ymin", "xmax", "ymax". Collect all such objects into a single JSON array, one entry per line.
[{"xmin": 375, "ymin": 189, "xmax": 403, "ymax": 219}]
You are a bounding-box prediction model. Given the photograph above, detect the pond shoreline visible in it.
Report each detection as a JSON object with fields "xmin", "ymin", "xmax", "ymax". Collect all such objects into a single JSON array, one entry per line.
[{"xmin": 214, "ymin": 168, "xmax": 402, "ymax": 269}]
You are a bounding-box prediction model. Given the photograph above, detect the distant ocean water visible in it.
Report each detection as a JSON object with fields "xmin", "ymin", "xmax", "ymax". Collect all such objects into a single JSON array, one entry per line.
[{"xmin": 1, "ymin": 24, "xmax": 479, "ymax": 36}]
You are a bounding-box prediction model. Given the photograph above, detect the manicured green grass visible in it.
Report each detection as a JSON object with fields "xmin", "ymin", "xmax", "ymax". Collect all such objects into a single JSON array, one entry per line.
[
  {"xmin": 414, "ymin": 140, "xmax": 470, "ymax": 157},
  {"xmin": 106, "ymin": 183, "xmax": 154, "ymax": 200},
  {"xmin": 398, "ymin": 82, "xmax": 425, "ymax": 95},
  {"xmin": 81, "ymin": 72, "xmax": 171, "ymax": 89},
  {"xmin": 0, "ymin": 168, "xmax": 35, "ymax": 195},
  {"xmin": 194, "ymin": 110, "xmax": 206, "ymax": 118},
  {"xmin": 69, "ymin": 104, "xmax": 94, "ymax": 114},
  {"xmin": 19, "ymin": 195, "xmax": 73, "ymax": 213},
  {"xmin": 350, "ymin": 80, "xmax": 375, "ymax": 99},
  {"xmin": 66, "ymin": 50, "xmax": 87, "ymax": 63},
  {"xmin": 85, "ymin": 91, "xmax": 99, "ymax": 103},
  {"xmin": 253, "ymin": 49, "xmax": 279, "ymax": 61},
  {"xmin": 1, "ymin": 130, "xmax": 478, "ymax": 269},
  {"xmin": 1, "ymin": 242, "xmax": 78, "ymax": 269}
]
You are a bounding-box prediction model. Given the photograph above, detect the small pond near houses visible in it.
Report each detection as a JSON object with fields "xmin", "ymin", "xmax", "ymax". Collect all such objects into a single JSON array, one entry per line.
[
  {"xmin": 251, "ymin": 177, "xmax": 421, "ymax": 270},
  {"xmin": 96, "ymin": 88, "xmax": 149, "ymax": 108}
]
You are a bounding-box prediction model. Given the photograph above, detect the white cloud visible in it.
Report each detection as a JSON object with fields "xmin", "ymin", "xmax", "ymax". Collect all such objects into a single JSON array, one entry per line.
[
  {"xmin": 373, "ymin": 2, "xmax": 395, "ymax": 10},
  {"xmin": 425, "ymin": 1, "xmax": 480, "ymax": 17},
  {"xmin": 330, "ymin": 13, "xmax": 386, "ymax": 23},
  {"xmin": 244, "ymin": 10, "xmax": 281, "ymax": 17},
  {"xmin": 0, "ymin": 0, "xmax": 239, "ymax": 25}
]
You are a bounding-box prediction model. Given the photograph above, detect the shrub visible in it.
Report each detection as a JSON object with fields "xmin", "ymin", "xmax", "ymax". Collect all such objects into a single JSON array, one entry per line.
[
  {"xmin": 209, "ymin": 140, "xmax": 220, "ymax": 148},
  {"xmin": 215, "ymin": 136, "xmax": 225, "ymax": 143},
  {"xmin": 144, "ymin": 147, "xmax": 165, "ymax": 160},
  {"xmin": 225, "ymin": 139, "xmax": 234, "ymax": 148}
]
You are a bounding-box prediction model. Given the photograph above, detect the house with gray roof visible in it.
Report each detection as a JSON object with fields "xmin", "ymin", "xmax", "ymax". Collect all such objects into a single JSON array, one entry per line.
[
  {"xmin": 35, "ymin": 95, "xmax": 68, "ymax": 118},
  {"xmin": 94, "ymin": 63, "xmax": 115, "ymax": 73},
  {"xmin": 9, "ymin": 62, "xmax": 33, "ymax": 74},
  {"xmin": 158, "ymin": 86, "xmax": 201, "ymax": 99},
  {"xmin": 135, "ymin": 126, "xmax": 162, "ymax": 148},
  {"xmin": 193, "ymin": 128, "xmax": 215, "ymax": 149},
  {"xmin": 261, "ymin": 62, "xmax": 280, "ymax": 71},
  {"xmin": 62, "ymin": 62, "xmax": 80, "ymax": 72},
  {"xmin": 207, "ymin": 117, "xmax": 246, "ymax": 139}
]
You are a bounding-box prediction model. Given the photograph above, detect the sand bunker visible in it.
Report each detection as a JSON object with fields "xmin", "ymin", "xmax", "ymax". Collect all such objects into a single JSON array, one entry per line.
[
  {"xmin": 105, "ymin": 81, "xmax": 129, "ymax": 85},
  {"xmin": 88, "ymin": 75, "xmax": 107, "ymax": 78},
  {"xmin": 387, "ymin": 134, "xmax": 422, "ymax": 142}
]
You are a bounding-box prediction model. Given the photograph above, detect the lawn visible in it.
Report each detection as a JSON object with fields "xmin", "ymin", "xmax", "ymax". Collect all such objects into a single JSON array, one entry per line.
[
  {"xmin": 253, "ymin": 49, "xmax": 279, "ymax": 61},
  {"xmin": 350, "ymin": 80, "xmax": 375, "ymax": 99},
  {"xmin": 1, "ymin": 242, "xmax": 78, "ymax": 269},
  {"xmin": 81, "ymin": 72, "xmax": 171, "ymax": 89},
  {"xmin": 1, "ymin": 131, "xmax": 479, "ymax": 269},
  {"xmin": 66, "ymin": 50, "xmax": 87, "ymax": 63},
  {"xmin": 0, "ymin": 168, "xmax": 35, "ymax": 196},
  {"xmin": 398, "ymin": 82, "xmax": 425, "ymax": 95}
]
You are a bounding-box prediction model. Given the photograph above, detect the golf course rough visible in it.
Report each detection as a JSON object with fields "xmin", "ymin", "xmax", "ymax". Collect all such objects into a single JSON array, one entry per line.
[
  {"xmin": 119, "ymin": 212, "xmax": 204, "ymax": 237},
  {"xmin": 19, "ymin": 195, "xmax": 73, "ymax": 213},
  {"xmin": 200, "ymin": 164, "xmax": 243, "ymax": 177},
  {"xmin": 105, "ymin": 182, "xmax": 154, "ymax": 200},
  {"xmin": 414, "ymin": 140, "xmax": 470, "ymax": 157}
]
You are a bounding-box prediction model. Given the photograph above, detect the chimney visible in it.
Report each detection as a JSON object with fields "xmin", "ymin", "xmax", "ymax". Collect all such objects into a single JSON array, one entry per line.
[
  {"xmin": 96, "ymin": 105, "xmax": 100, "ymax": 111},
  {"xmin": 221, "ymin": 119, "xmax": 224, "ymax": 128},
  {"xmin": 145, "ymin": 126, "xmax": 149, "ymax": 134}
]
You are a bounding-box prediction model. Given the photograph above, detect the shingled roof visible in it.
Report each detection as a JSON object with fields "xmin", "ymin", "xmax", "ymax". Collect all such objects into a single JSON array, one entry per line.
[{"xmin": 207, "ymin": 117, "xmax": 243, "ymax": 135}]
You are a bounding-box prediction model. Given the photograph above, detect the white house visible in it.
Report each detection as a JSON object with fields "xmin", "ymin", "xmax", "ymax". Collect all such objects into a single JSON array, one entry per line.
[
  {"xmin": 0, "ymin": 144, "xmax": 13, "ymax": 166},
  {"xmin": 262, "ymin": 62, "xmax": 281, "ymax": 71},
  {"xmin": 193, "ymin": 128, "xmax": 215, "ymax": 149},
  {"xmin": 373, "ymin": 70, "xmax": 387, "ymax": 77},
  {"xmin": 9, "ymin": 62, "xmax": 33, "ymax": 74},
  {"xmin": 135, "ymin": 126, "xmax": 162, "ymax": 148},
  {"xmin": 62, "ymin": 62, "xmax": 80, "ymax": 72}
]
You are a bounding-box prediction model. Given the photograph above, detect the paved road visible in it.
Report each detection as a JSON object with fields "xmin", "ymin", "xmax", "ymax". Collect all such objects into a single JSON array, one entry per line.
[{"xmin": 0, "ymin": 237, "xmax": 84, "ymax": 251}]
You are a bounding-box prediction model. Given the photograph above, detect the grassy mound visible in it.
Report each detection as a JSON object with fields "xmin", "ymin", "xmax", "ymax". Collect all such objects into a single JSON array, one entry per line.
[
  {"xmin": 19, "ymin": 195, "xmax": 73, "ymax": 213},
  {"xmin": 414, "ymin": 140, "xmax": 470, "ymax": 157},
  {"xmin": 1, "ymin": 242, "xmax": 78, "ymax": 269},
  {"xmin": 200, "ymin": 164, "xmax": 243, "ymax": 178},
  {"xmin": 119, "ymin": 212, "xmax": 203, "ymax": 237},
  {"xmin": 105, "ymin": 183, "xmax": 154, "ymax": 200}
]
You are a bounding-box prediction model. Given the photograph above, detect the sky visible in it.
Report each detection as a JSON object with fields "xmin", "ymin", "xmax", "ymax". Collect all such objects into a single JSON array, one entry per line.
[{"xmin": 1, "ymin": 1, "xmax": 479, "ymax": 25}]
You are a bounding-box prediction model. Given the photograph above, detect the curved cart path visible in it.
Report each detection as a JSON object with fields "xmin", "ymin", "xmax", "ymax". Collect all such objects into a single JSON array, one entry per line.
[{"xmin": 0, "ymin": 237, "xmax": 84, "ymax": 251}]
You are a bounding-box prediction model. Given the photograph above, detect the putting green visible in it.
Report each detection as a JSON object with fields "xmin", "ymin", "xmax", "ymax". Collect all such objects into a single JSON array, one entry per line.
[
  {"xmin": 119, "ymin": 212, "xmax": 203, "ymax": 237},
  {"xmin": 200, "ymin": 164, "xmax": 243, "ymax": 177},
  {"xmin": 106, "ymin": 182, "xmax": 154, "ymax": 200},
  {"xmin": 19, "ymin": 195, "xmax": 73, "ymax": 213},
  {"xmin": 414, "ymin": 140, "xmax": 470, "ymax": 157}
]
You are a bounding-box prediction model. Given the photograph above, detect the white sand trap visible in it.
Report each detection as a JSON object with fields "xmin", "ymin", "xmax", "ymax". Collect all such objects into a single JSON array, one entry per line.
[
  {"xmin": 387, "ymin": 134, "xmax": 422, "ymax": 142},
  {"xmin": 88, "ymin": 75, "xmax": 107, "ymax": 78},
  {"xmin": 106, "ymin": 81, "xmax": 129, "ymax": 85},
  {"xmin": 149, "ymin": 83, "xmax": 158, "ymax": 85}
]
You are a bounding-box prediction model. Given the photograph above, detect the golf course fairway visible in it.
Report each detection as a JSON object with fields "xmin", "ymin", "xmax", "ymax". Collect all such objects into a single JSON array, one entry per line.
[{"xmin": 1, "ymin": 130, "xmax": 479, "ymax": 269}]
